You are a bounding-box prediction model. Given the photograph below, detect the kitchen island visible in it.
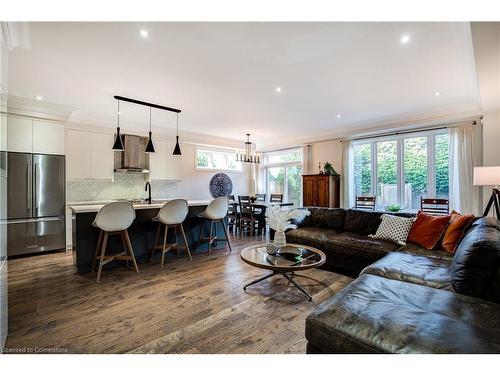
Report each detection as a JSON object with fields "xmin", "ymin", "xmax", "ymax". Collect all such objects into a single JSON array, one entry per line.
[{"xmin": 70, "ymin": 200, "xmax": 228, "ymax": 274}]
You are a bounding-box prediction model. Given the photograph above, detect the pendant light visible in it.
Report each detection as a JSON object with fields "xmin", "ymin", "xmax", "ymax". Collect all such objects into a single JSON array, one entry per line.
[
  {"xmin": 236, "ymin": 133, "xmax": 260, "ymax": 163},
  {"xmin": 112, "ymin": 100, "xmax": 125, "ymax": 151},
  {"xmin": 145, "ymin": 107, "xmax": 155, "ymax": 153},
  {"xmin": 172, "ymin": 113, "xmax": 182, "ymax": 155}
]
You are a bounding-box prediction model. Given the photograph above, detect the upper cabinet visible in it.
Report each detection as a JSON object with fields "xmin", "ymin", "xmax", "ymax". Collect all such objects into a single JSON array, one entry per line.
[
  {"xmin": 7, "ymin": 116, "xmax": 65, "ymax": 155},
  {"xmin": 7, "ymin": 116, "xmax": 32, "ymax": 153},
  {"xmin": 32, "ymin": 120, "xmax": 65, "ymax": 155},
  {"xmin": 66, "ymin": 128, "xmax": 114, "ymax": 180},
  {"xmin": 149, "ymin": 138, "xmax": 181, "ymax": 181}
]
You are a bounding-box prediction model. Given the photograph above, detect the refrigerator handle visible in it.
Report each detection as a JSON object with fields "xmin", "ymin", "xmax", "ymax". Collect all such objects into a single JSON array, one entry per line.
[
  {"xmin": 34, "ymin": 162, "xmax": 38, "ymax": 214},
  {"xmin": 26, "ymin": 162, "xmax": 31, "ymax": 213}
]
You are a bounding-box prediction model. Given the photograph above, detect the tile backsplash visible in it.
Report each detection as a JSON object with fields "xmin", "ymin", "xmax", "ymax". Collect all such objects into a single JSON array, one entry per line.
[{"xmin": 67, "ymin": 173, "xmax": 178, "ymax": 202}]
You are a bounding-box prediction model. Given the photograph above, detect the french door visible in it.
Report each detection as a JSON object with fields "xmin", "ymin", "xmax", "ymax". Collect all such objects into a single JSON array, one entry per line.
[{"xmin": 266, "ymin": 164, "xmax": 303, "ymax": 207}]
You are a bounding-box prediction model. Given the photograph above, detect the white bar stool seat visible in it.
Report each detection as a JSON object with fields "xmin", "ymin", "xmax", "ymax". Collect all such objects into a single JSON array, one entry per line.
[
  {"xmin": 92, "ymin": 202, "xmax": 139, "ymax": 282},
  {"xmin": 151, "ymin": 199, "xmax": 192, "ymax": 267},
  {"xmin": 197, "ymin": 197, "xmax": 232, "ymax": 255}
]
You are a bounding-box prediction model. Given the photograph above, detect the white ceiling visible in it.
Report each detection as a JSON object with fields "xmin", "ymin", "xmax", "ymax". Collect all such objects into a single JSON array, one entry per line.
[{"xmin": 8, "ymin": 22, "xmax": 481, "ymax": 149}]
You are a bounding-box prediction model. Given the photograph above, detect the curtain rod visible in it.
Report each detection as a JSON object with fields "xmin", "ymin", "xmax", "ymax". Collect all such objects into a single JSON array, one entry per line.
[{"xmin": 346, "ymin": 119, "xmax": 479, "ymax": 142}]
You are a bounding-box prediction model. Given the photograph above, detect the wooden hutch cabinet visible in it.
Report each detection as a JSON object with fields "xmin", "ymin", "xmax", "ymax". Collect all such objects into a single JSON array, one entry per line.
[{"xmin": 302, "ymin": 174, "xmax": 340, "ymax": 208}]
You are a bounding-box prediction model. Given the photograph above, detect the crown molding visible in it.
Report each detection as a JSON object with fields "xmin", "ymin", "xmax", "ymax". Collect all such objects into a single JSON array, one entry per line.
[
  {"xmin": 1, "ymin": 22, "xmax": 30, "ymax": 51},
  {"xmin": 3, "ymin": 95, "xmax": 77, "ymax": 122}
]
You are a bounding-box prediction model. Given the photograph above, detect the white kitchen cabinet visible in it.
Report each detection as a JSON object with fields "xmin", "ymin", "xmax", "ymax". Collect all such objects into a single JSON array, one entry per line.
[
  {"xmin": 67, "ymin": 129, "xmax": 114, "ymax": 180},
  {"xmin": 149, "ymin": 139, "xmax": 182, "ymax": 181},
  {"xmin": 149, "ymin": 138, "xmax": 168, "ymax": 180},
  {"xmin": 67, "ymin": 129, "xmax": 91, "ymax": 179},
  {"xmin": 7, "ymin": 116, "xmax": 33, "ymax": 152},
  {"xmin": 33, "ymin": 120, "xmax": 65, "ymax": 155},
  {"xmin": 7, "ymin": 116, "xmax": 65, "ymax": 155},
  {"xmin": 166, "ymin": 141, "xmax": 182, "ymax": 180},
  {"xmin": 90, "ymin": 133, "xmax": 114, "ymax": 180}
]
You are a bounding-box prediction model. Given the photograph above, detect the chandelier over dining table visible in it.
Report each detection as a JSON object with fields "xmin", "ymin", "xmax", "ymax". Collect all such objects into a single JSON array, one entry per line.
[{"xmin": 236, "ymin": 133, "xmax": 260, "ymax": 164}]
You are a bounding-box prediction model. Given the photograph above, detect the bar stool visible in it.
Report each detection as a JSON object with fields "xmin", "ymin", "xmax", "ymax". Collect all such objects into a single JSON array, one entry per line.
[
  {"xmin": 92, "ymin": 202, "xmax": 139, "ymax": 282},
  {"xmin": 197, "ymin": 197, "xmax": 232, "ymax": 255},
  {"xmin": 151, "ymin": 199, "xmax": 192, "ymax": 268}
]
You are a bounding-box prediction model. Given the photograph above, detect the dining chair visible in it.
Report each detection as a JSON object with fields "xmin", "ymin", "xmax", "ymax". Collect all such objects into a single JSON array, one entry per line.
[
  {"xmin": 256, "ymin": 193, "xmax": 266, "ymax": 202},
  {"xmin": 227, "ymin": 195, "xmax": 239, "ymax": 233},
  {"xmin": 270, "ymin": 194, "xmax": 283, "ymax": 203},
  {"xmin": 151, "ymin": 199, "xmax": 192, "ymax": 268},
  {"xmin": 420, "ymin": 198, "xmax": 449, "ymax": 215},
  {"xmin": 355, "ymin": 195, "xmax": 376, "ymax": 211},
  {"xmin": 92, "ymin": 202, "xmax": 139, "ymax": 282},
  {"xmin": 238, "ymin": 195, "xmax": 259, "ymax": 235}
]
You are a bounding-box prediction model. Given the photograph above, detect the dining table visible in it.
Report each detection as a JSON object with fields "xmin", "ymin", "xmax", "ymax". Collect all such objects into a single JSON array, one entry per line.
[{"xmin": 228, "ymin": 200, "xmax": 294, "ymax": 235}]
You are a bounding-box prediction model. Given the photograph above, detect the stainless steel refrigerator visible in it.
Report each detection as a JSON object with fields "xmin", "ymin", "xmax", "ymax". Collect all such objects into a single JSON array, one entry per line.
[{"xmin": 7, "ymin": 152, "xmax": 65, "ymax": 256}]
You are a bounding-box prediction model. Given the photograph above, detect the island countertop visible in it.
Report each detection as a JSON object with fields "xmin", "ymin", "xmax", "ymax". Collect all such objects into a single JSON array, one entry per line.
[{"xmin": 69, "ymin": 199, "xmax": 211, "ymax": 213}]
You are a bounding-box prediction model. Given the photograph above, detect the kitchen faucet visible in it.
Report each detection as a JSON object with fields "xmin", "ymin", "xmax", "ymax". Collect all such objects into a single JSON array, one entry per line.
[{"xmin": 145, "ymin": 181, "xmax": 152, "ymax": 204}]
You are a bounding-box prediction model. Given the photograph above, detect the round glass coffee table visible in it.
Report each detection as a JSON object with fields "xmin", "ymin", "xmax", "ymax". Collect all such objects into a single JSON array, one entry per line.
[{"xmin": 240, "ymin": 243, "xmax": 326, "ymax": 301}]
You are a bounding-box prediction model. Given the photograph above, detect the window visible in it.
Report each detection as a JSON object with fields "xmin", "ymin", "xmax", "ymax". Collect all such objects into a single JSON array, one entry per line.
[
  {"xmin": 263, "ymin": 149, "xmax": 303, "ymax": 207},
  {"xmin": 195, "ymin": 147, "xmax": 242, "ymax": 172},
  {"xmin": 352, "ymin": 131, "xmax": 450, "ymax": 210}
]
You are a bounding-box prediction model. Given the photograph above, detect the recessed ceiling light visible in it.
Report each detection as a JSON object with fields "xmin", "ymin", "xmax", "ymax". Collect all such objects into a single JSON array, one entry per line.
[
  {"xmin": 34, "ymin": 95, "xmax": 43, "ymax": 101},
  {"xmin": 434, "ymin": 91, "xmax": 441, "ymax": 96},
  {"xmin": 400, "ymin": 35, "xmax": 411, "ymax": 44},
  {"xmin": 275, "ymin": 87, "xmax": 282, "ymax": 93},
  {"xmin": 139, "ymin": 29, "xmax": 149, "ymax": 38},
  {"xmin": 336, "ymin": 114, "xmax": 342, "ymax": 119}
]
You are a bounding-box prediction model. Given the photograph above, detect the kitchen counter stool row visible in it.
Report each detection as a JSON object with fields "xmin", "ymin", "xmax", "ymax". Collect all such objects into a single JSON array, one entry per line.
[{"xmin": 92, "ymin": 197, "xmax": 231, "ymax": 282}]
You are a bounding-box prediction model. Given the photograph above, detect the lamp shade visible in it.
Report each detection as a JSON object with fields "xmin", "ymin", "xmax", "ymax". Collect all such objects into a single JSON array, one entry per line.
[{"xmin": 473, "ymin": 166, "xmax": 500, "ymax": 186}]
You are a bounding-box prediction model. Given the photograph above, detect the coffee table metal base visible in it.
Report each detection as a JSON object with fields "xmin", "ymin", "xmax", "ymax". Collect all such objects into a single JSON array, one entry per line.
[{"xmin": 243, "ymin": 271, "xmax": 312, "ymax": 301}]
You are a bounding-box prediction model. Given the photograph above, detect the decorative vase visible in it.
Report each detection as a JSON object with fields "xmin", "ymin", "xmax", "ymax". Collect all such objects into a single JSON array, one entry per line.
[{"xmin": 273, "ymin": 229, "xmax": 287, "ymax": 248}]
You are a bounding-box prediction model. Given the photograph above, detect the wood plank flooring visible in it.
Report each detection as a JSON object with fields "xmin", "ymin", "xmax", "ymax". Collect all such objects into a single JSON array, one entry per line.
[{"xmin": 4, "ymin": 235, "xmax": 352, "ymax": 354}]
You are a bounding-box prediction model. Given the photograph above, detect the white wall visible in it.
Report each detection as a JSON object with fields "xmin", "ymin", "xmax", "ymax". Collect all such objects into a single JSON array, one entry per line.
[
  {"xmin": 177, "ymin": 143, "xmax": 250, "ymax": 199},
  {"xmin": 471, "ymin": 23, "xmax": 500, "ymax": 214},
  {"xmin": 309, "ymin": 139, "xmax": 343, "ymax": 177}
]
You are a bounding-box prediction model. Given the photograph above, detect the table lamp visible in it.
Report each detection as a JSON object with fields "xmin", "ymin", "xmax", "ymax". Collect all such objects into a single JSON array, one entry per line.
[{"xmin": 473, "ymin": 166, "xmax": 500, "ymax": 219}]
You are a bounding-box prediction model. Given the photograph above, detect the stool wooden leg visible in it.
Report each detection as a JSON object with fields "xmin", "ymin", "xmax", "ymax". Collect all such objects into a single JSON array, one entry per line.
[
  {"xmin": 208, "ymin": 220, "xmax": 213, "ymax": 256},
  {"xmin": 120, "ymin": 231, "xmax": 130, "ymax": 269},
  {"xmin": 151, "ymin": 223, "xmax": 161, "ymax": 261},
  {"xmin": 221, "ymin": 219, "xmax": 232, "ymax": 253},
  {"xmin": 93, "ymin": 230, "xmax": 104, "ymax": 272},
  {"xmin": 96, "ymin": 232, "xmax": 109, "ymax": 283},
  {"xmin": 124, "ymin": 230, "xmax": 139, "ymax": 274},
  {"xmin": 179, "ymin": 223, "xmax": 192, "ymax": 261},
  {"xmin": 173, "ymin": 226, "xmax": 179, "ymax": 256},
  {"xmin": 161, "ymin": 225, "xmax": 168, "ymax": 268}
]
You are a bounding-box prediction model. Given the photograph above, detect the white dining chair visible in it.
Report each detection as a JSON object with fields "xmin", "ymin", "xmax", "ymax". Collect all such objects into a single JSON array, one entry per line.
[
  {"xmin": 92, "ymin": 202, "xmax": 139, "ymax": 282},
  {"xmin": 197, "ymin": 197, "xmax": 232, "ymax": 255},
  {"xmin": 151, "ymin": 199, "xmax": 192, "ymax": 268}
]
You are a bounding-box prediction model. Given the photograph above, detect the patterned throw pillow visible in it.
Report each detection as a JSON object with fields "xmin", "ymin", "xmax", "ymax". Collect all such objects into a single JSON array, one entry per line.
[{"xmin": 369, "ymin": 214, "xmax": 415, "ymax": 245}]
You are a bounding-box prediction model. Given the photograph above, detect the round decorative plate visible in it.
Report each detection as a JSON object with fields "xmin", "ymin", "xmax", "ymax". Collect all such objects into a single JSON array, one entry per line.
[{"xmin": 209, "ymin": 173, "xmax": 233, "ymax": 198}]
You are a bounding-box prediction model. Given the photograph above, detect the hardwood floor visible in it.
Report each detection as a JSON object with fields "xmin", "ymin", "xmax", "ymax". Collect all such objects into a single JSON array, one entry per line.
[{"xmin": 4, "ymin": 234, "xmax": 352, "ymax": 354}]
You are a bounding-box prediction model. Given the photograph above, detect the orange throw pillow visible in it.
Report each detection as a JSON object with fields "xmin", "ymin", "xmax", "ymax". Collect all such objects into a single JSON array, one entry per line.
[
  {"xmin": 407, "ymin": 211, "xmax": 451, "ymax": 250},
  {"xmin": 441, "ymin": 211, "xmax": 476, "ymax": 254}
]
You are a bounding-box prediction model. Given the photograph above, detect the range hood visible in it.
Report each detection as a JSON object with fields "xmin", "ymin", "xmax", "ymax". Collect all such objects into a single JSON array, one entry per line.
[{"xmin": 114, "ymin": 134, "xmax": 150, "ymax": 173}]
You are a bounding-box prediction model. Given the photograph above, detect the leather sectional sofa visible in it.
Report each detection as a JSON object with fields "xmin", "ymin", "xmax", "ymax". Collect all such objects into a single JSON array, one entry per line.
[{"xmin": 285, "ymin": 208, "xmax": 500, "ymax": 353}]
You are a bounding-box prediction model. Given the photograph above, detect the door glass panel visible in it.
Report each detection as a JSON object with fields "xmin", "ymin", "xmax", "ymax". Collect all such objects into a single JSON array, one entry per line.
[
  {"xmin": 268, "ymin": 167, "xmax": 285, "ymax": 197},
  {"xmin": 403, "ymin": 137, "xmax": 428, "ymax": 209},
  {"xmin": 353, "ymin": 143, "xmax": 372, "ymax": 196},
  {"xmin": 435, "ymin": 134, "xmax": 450, "ymax": 199},
  {"xmin": 376, "ymin": 140, "xmax": 398, "ymax": 208},
  {"xmin": 286, "ymin": 165, "xmax": 302, "ymax": 207}
]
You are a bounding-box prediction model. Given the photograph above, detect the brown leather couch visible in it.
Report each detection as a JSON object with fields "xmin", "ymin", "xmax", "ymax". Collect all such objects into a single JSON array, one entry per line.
[{"xmin": 291, "ymin": 208, "xmax": 500, "ymax": 353}]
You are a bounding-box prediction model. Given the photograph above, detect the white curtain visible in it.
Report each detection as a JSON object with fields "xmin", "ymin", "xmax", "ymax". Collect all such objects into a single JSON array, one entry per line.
[
  {"xmin": 341, "ymin": 140, "xmax": 354, "ymax": 208},
  {"xmin": 449, "ymin": 123, "xmax": 481, "ymax": 215},
  {"xmin": 302, "ymin": 144, "xmax": 312, "ymax": 175}
]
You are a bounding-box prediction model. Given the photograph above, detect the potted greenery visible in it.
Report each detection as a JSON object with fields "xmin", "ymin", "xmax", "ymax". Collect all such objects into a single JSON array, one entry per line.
[
  {"xmin": 323, "ymin": 162, "xmax": 339, "ymax": 176},
  {"xmin": 385, "ymin": 204, "xmax": 401, "ymax": 212}
]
